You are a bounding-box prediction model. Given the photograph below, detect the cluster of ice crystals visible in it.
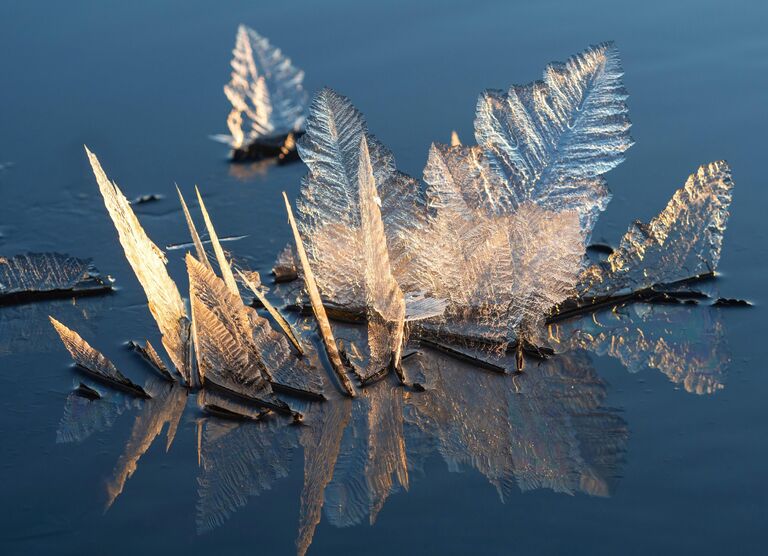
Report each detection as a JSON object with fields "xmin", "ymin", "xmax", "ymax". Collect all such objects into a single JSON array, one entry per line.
[{"xmin": 223, "ymin": 25, "xmax": 307, "ymax": 148}]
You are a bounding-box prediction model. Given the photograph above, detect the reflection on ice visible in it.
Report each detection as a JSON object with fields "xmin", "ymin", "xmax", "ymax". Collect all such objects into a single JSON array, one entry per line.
[{"xmin": 553, "ymin": 303, "xmax": 731, "ymax": 395}]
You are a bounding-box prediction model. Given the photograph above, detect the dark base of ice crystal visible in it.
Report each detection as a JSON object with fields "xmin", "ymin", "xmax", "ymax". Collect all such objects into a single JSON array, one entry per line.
[{"xmin": 229, "ymin": 132, "xmax": 304, "ymax": 164}]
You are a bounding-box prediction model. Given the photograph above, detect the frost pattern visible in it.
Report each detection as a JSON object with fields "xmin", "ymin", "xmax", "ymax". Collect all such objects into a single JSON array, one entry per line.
[
  {"xmin": 295, "ymin": 88, "xmax": 423, "ymax": 310},
  {"xmin": 407, "ymin": 149, "xmax": 587, "ymax": 348},
  {"xmin": 87, "ymin": 148, "xmax": 192, "ymax": 384},
  {"xmin": 187, "ymin": 254, "xmax": 284, "ymax": 409},
  {"xmin": 579, "ymin": 161, "xmax": 733, "ymax": 296},
  {"xmin": 474, "ymin": 42, "xmax": 631, "ymax": 233},
  {"xmin": 0, "ymin": 253, "xmax": 108, "ymax": 299},
  {"xmin": 223, "ymin": 25, "xmax": 307, "ymax": 149}
]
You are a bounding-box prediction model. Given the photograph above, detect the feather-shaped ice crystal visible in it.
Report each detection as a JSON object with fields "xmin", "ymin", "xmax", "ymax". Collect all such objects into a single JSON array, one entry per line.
[
  {"xmin": 222, "ymin": 25, "xmax": 307, "ymax": 149},
  {"xmin": 474, "ymin": 42, "xmax": 632, "ymax": 233}
]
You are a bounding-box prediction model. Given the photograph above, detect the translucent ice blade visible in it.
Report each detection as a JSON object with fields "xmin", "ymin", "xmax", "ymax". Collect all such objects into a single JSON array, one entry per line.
[
  {"xmin": 579, "ymin": 161, "xmax": 734, "ymax": 296},
  {"xmin": 86, "ymin": 147, "xmax": 191, "ymax": 384},
  {"xmin": 50, "ymin": 317, "xmax": 149, "ymax": 398},
  {"xmin": 237, "ymin": 268, "xmax": 305, "ymax": 356},
  {"xmin": 223, "ymin": 25, "xmax": 307, "ymax": 146},
  {"xmin": 195, "ymin": 186, "xmax": 240, "ymax": 299},
  {"xmin": 474, "ymin": 43, "xmax": 631, "ymax": 232},
  {"xmin": 358, "ymin": 136, "xmax": 406, "ymax": 371},
  {"xmin": 283, "ymin": 193, "xmax": 356, "ymax": 397},
  {"xmin": 176, "ymin": 185, "xmax": 211, "ymax": 269}
]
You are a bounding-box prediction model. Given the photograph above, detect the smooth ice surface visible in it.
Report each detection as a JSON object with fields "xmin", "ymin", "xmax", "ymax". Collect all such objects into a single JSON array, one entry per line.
[{"xmin": 1, "ymin": 2, "xmax": 765, "ymax": 555}]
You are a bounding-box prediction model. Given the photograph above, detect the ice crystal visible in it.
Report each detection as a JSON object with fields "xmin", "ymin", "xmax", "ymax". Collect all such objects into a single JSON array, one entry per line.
[
  {"xmin": 87, "ymin": 148, "xmax": 193, "ymax": 384},
  {"xmin": 221, "ymin": 25, "xmax": 307, "ymax": 149},
  {"xmin": 579, "ymin": 161, "xmax": 734, "ymax": 296},
  {"xmin": 474, "ymin": 42, "xmax": 632, "ymax": 233},
  {"xmin": 187, "ymin": 253, "xmax": 289, "ymax": 412},
  {"xmin": 50, "ymin": 317, "xmax": 149, "ymax": 398},
  {"xmin": 0, "ymin": 252, "xmax": 110, "ymax": 304}
]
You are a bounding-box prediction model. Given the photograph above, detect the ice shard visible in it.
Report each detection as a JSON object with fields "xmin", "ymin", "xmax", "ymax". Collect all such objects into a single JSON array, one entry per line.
[
  {"xmin": 181, "ymin": 192, "xmax": 323, "ymax": 399},
  {"xmin": 187, "ymin": 253, "xmax": 296, "ymax": 414},
  {"xmin": 578, "ymin": 161, "xmax": 734, "ymax": 297},
  {"xmin": 86, "ymin": 148, "xmax": 193, "ymax": 385},
  {"xmin": 50, "ymin": 317, "xmax": 150, "ymax": 398},
  {"xmin": 0, "ymin": 252, "xmax": 111, "ymax": 305}
]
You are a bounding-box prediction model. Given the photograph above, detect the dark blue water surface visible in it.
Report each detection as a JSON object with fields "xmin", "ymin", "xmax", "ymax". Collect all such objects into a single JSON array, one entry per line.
[{"xmin": 1, "ymin": 1, "xmax": 767, "ymax": 554}]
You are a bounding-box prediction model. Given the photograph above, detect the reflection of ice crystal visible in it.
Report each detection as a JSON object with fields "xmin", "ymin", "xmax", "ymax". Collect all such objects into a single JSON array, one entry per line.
[
  {"xmin": 579, "ymin": 161, "xmax": 734, "ymax": 296},
  {"xmin": 555, "ymin": 303, "xmax": 731, "ymax": 395},
  {"xmin": 222, "ymin": 25, "xmax": 307, "ymax": 149},
  {"xmin": 404, "ymin": 349, "xmax": 626, "ymax": 500}
]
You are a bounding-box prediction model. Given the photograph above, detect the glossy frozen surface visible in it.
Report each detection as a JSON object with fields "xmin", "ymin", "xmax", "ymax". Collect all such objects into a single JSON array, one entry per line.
[{"xmin": 0, "ymin": 1, "xmax": 766, "ymax": 554}]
